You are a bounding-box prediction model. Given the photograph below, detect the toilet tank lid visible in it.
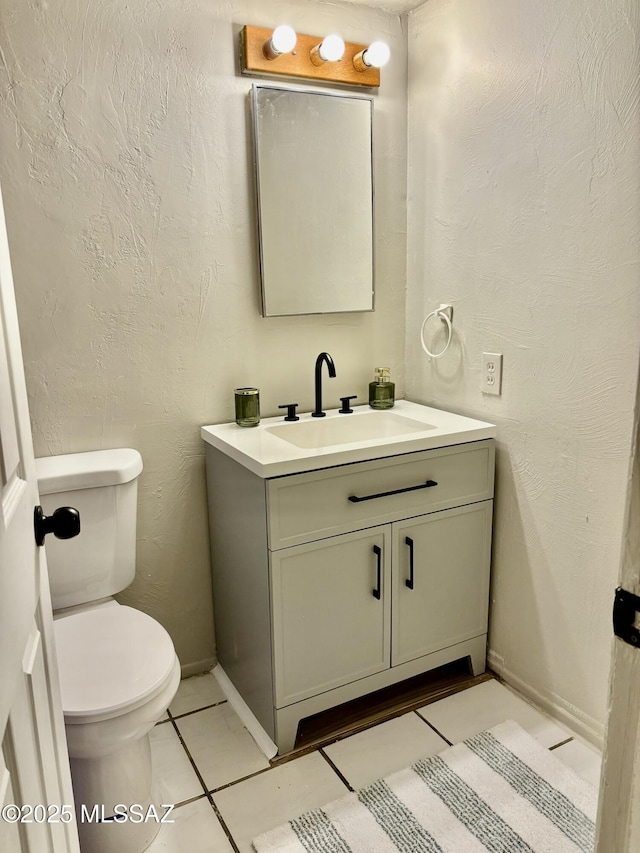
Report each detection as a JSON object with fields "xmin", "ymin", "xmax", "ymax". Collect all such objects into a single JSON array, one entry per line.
[{"xmin": 35, "ymin": 449, "xmax": 143, "ymax": 495}]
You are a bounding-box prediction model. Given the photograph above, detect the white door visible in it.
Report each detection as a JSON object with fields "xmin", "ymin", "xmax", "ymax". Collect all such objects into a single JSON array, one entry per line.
[
  {"xmin": 595, "ymin": 399, "xmax": 640, "ymax": 851},
  {"xmin": 0, "ymin": 184, "xmax": 80, "ymax": 852}
]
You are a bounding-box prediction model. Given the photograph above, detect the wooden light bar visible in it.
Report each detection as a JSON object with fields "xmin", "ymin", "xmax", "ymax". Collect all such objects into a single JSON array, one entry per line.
[{"xmin": 240, "ymin": 25, "xmax": 381, "ymax": 89}]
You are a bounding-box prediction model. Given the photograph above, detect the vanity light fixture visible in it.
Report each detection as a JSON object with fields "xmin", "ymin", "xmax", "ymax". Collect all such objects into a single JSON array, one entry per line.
[
  {"xmin": 353, "ymin": 41, "xmax": 391, "ymax": 72},
  {"xmin": 263, "ymin": 25, "xmax": 297, "ymax": 60},
  {"xmin": 310, "ymin": 34, "xmax": 346, "ymax": 66},
  {"xmin": 240, "ymin": 25, "xmax": 382, "ymax": 87}
]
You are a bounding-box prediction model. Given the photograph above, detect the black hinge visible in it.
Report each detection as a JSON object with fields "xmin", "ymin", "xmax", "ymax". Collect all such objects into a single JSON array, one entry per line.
[{"xmin": 613, "ymin": 587, "xmax": 640, "ymax": 647}]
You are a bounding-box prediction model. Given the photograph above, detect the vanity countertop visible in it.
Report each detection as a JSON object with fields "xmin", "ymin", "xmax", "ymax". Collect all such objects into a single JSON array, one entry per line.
[{"xmin": 201, "ymin": 400, "xmax": 496, "ymax": 478}]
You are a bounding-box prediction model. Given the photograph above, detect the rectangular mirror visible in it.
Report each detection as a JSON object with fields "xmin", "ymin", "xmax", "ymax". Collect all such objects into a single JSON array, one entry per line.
[{"xmin": 252, "ymin": 85, "xmax": 374, "ymax": 317}]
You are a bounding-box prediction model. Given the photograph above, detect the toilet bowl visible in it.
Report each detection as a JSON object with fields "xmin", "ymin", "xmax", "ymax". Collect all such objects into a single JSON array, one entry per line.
[
  {"xmin": 36, "ymin": 450, "xmax": 180, "ymax": 853},
  {"xmin": 55, "ymin": 601, "xmax": 179, "ymax": 755}
]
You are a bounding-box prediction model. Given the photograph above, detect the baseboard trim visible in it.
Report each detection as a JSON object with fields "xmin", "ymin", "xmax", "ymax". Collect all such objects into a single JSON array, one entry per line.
[
  {"xmin": 487, "ymin": 649, "xmax": 605, "ymax": 750},
  {"xmin": 180, "ymin": 657, "xmax": 216, "ymax": 679},
  {"xmin": 213, "ymin": 664, "xmax": 278, "ymax": 759}
]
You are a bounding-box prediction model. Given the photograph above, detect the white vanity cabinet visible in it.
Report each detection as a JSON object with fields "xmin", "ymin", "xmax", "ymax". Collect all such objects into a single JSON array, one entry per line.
[
  {"xmin": 272, "ymin": 501, "xmax": 492, "ymax": 708},
  {"xmin": 205, "ymin": 435, "xmax": 495, "ymax": 754}
]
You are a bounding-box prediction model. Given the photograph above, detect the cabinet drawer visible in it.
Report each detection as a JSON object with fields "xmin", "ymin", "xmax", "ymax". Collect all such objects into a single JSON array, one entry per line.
[{"xmin": 267, "ymin": 439, "xmax": 494, "ymax": 549}]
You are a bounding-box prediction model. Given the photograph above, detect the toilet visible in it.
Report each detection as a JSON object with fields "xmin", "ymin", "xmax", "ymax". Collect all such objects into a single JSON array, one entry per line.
[{"xmin": 36, "ymin": 448, "xmax": 181, "ymax": 853}]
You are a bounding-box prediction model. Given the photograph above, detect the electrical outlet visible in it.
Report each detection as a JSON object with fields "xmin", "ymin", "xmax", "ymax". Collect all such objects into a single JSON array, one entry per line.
[{"xmin": 482, "ymin": 352, "xmax": 503, "ymax": 396}]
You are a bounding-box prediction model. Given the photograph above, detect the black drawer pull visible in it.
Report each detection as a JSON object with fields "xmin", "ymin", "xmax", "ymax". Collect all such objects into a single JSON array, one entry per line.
[
  {"xmin": 372, "ymin": 545, "xmax": 382, "ymax": 600},
  {"xmin": 348, "ymin": 479, "xmax": 438, "ymax": 504},
  {"xmin": 405, "ymin": 536, "xmax": 414, "ymax": 590}
]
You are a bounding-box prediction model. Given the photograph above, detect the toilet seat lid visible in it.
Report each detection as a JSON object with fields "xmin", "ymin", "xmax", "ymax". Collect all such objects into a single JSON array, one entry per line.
[{"xmin": 54, "ymin": 605, "xmax": 177, "ymax": 719}]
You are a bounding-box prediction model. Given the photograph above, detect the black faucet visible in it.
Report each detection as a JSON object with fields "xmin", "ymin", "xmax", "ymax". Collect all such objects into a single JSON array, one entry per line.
[{"xmin": 311, "ymin": 352, "xmax": 336, "ymax": 418}]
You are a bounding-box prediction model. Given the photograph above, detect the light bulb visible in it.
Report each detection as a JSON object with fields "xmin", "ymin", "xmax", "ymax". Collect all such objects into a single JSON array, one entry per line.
[
  {"xmin": 363, "ymin": 41, "xmax": 390, "ymax": 68},
  {"xmin": 264, "ymin": 24, "xmax": 297, "ymax": 59},
  {"xmin": 320, "ymin": 34, "xmax": 345, "ymax": 61},
  {"xmin": 310, "ymin": 34, "xmax": 345, "ymax": 65},
  {"xmin": 353, "ymin": 40, "xmax": 391, "ymax": 72}
]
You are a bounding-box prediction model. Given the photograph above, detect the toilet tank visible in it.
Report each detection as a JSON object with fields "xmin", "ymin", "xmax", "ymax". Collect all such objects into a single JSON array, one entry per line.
[{"xmin": 35, "ymin": 449, "xmax": 143, "ymax": 611}]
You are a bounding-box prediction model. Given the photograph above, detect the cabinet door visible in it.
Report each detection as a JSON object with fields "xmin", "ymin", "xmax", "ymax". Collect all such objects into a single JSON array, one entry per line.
[
  {"xmin": 391, "ymin": 501, "xmax": 492, "ymax": 667},
  {"xmin": 271, "ymin": 527, "xmax": 391, "ymax": 707}
]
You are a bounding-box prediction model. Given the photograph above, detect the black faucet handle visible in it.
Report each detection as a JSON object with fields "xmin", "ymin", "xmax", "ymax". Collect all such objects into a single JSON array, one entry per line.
[
  {"xmin": 339, "ymin": 395, "xmax": 358, "ymax": 414},
  {"xmin": 278, "ymin": 403, "xmax": 300, "ymax": 422}
]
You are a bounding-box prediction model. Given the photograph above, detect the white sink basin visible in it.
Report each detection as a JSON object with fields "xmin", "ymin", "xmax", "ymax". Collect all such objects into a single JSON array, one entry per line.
[
  {"xmin": 266, "ymin": 411, "xmax": 435, "ymax": 449},
  {"xmin": 202, "ymin": 401, "xmax": 496, "ymax": 478}
]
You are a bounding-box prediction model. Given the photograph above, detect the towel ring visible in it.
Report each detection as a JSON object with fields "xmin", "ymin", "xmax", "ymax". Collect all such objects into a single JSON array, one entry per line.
[{"xmin": 420, "ymin": 308, "xmax": 453, "ymax": 359}]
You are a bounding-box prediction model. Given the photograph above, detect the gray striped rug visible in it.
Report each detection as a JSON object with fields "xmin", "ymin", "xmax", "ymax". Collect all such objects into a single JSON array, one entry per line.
[{"xmin": 252, "ymin": 721, "xmax": 597, "ymax": 853}]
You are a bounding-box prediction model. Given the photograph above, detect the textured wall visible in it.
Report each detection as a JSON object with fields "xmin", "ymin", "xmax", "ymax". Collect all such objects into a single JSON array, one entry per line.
[
  {"xmin": 406, "ymin": 0, "xmax": 640, "ymax": 741},
  {"xmin": 0, "ymin": 0, "xmax": 408, "ymax": 672}
]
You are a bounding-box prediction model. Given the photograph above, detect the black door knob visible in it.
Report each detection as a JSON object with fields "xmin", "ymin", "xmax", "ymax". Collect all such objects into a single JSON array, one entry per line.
[{"xmin": 34, "ymin": 505, "xmax": 81, "ymax": 547}]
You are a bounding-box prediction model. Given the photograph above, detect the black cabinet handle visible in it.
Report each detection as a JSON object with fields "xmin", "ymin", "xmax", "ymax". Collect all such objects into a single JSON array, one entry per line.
[
  {"xmin": 405, "ymin": 536, "xmax": 414, "ymax": 590},
  {"xmin": 372, "ymin": 544, "xmax": 382, "ymax": 600},
  {"xmin": 349, "ymin": 480, "xmax": 438, "ymax": 504}
]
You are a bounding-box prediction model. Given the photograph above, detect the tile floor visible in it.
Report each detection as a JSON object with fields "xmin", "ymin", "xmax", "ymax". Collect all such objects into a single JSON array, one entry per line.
[{"xmin": 146, "ymin": 672, "xmax": 602, "ymax": 853}]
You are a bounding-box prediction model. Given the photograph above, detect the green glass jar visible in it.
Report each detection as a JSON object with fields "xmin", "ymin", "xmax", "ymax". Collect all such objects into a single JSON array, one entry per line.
[
  {"xmin": 369, "ymin": 367, "xmax": 395, "ymax": 409},
  {"xmin": 234, "ymin": 388, "xmax": 260, "ymax": 427}
]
